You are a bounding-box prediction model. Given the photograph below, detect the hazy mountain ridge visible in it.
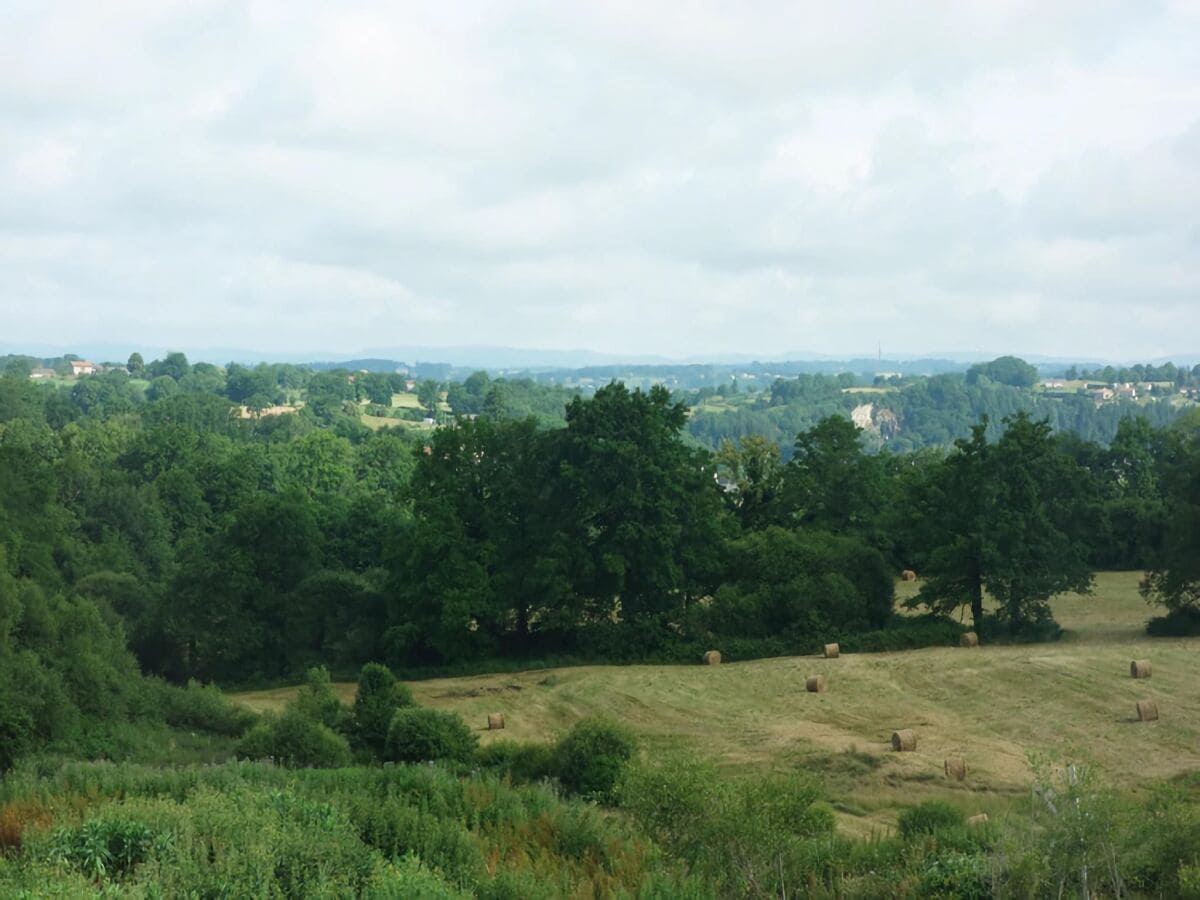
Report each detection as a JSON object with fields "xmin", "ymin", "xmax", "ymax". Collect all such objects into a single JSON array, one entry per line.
[{"xmin": 7, "ymin": 342, "xmax": 1200, "ymax": 373}]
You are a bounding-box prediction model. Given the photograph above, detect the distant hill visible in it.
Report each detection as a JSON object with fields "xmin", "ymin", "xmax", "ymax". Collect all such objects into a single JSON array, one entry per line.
[
  {"xmin": 4, "ymin": 341, "xmax": 1199, "ymax": 376},
  {"xmin": 307, "ymin": 358, "xmax": 412, "ymax": 373}
]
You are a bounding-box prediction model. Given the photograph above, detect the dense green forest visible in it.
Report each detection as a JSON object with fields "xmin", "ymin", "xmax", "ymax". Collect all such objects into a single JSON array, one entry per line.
[
  {"xmin": 685, "ymin": 370, "xmax": 1187, "ymax": 454},
  {"xmin": 2, "ymin": 353, "xmax": 1199, "ymax": 696},
  {"xmin": 435, "ymin": 358, "xmax": 1196, "ymax": 454},
  {"xmin": 4, "ymin": 352, "xmax": 1200, "ymax": 895},
  {"xmin": 10, "ymin": 351, "xmax": 1197, "ymax": 457}
]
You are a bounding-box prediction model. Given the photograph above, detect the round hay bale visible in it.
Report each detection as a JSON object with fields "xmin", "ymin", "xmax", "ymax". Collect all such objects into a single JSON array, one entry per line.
[
  {"xmin": 944, "ymin": 757, "xmax": 967, "ymax": 781},
  {"xmin": 487, "ymin": 713, "xmax": 505, "ymax": 730},
  {"xmin": 1130, "ymin": 659, "xmax": 1152, "ymax": 679},
  {"xmin": 1136, "ymin": 700, "xmax": 1159, "ymax": 722},
  {"xmin": 960, "ymin": 631, "xmax": 979, "ymax": 648},
  {"xmin": 901, "ymin": 569, "xmax": 917, "ymax": 582},
  {"xmin": 702, "ymin": 650, "xmax": 722, "ymax": 666},
  {"xmin": 966, "ymin": 813, "xmax": 989, "ymax": 827},
  {"xmin": 823, "ymin": 643, "xmax": 840, "ymax": 659},
  {"xmin": 805, "ymin": 675, "xmax": 826, "ymax": 693},
  {"xmin": 891, "ymin": 729, "xmax": 917, "ymax": 752}
]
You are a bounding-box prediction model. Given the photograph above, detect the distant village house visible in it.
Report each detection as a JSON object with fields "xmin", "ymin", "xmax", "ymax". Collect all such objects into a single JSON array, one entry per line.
[
  {"xmin": 70, "ymin": 360, "xmax": 98, "ymax": 376},
  {"xmin": 29, "ymin": 367, "xmax": 56, "ymax": 379}
]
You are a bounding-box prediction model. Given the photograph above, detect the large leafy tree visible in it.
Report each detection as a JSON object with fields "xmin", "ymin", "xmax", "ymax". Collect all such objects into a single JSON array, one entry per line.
[
  {"xmin": 1140, "ymin": 429, "xmax": 1200, "ymax": 613},
  {"xmin": 416, "ymin": 379, "xmax": 440, "ymax": 414},
  {"xmin": 170, "ymin": 490, "xmax": 323, "ymax": 679},
  {"xmin": 556, "ymin": 383, "xmax": 728, "ymax": 623},
  {"xmin": 706, "ymin": 526, "xmax": 893, "ymax": 639},
  {"xmin": 393, "ymin": 416, "xmax": 569, "ymax": 662},
  {"xmin": 909, "ymin": 413, "xmax": 1094, "ymax": 632},
  {"xmin": 965, "ymin": 355, "xmax": 1039, "ymax": 388},
  {"xmin": 148, "ymin": 351, "xmax": 191, "ymax": 381},
  {"xmin": 714, "ymin": 434, "xmax": 785, "ymax": 531},
  {"xmin": 446, "ymin": 370, "xmax": 491, "ymax": 415},
  {"xmin": 1100, "ymin": 417, "xmax": 1172, "ymax": 569},
  {"xmin": 783, "ymin": 416, "xmax": 889, "ymax": 545},
  {"xmin": 225, "ymin": 363, "xmax": 279, "ymax": 406}
]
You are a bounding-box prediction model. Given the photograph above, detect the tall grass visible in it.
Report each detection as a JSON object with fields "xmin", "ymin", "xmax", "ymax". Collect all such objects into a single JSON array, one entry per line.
[{"xmin": 0, "ymin": 759, "xmax": 700, "ymax": 897}]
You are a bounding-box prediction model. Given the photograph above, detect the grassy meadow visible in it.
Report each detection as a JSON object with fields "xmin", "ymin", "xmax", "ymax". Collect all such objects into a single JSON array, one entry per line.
[
  {"xmin": 361, "ymin": 390, "xmax": 449, "ymax": 430},
  {"xmin": 234, "ymin": 572, "xmax": 1200, "ymax": 835}
]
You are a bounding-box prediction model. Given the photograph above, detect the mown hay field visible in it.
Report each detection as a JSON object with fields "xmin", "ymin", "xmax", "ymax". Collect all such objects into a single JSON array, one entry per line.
[{"xmin": 233, "ymin": 572, "xmax": 1200, "ymax": 833}]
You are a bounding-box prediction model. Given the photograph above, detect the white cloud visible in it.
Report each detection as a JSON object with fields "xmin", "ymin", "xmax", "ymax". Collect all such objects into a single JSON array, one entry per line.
[{"xmin": 0, "ymin": 0, "xmax": 1197, "ymax": 360}]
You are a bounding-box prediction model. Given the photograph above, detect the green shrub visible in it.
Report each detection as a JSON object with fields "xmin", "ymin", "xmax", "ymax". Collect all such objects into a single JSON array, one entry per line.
[
  {"xmin": 345, "ymin": 795, "xmax": 485, "ymax": 888},
  {"xmin": 237, "ymin": 709, "xmax": 352, "ymax": 768},
  {"xmin": 0, "ymin": 695, "xmax": 33, "ymax": 772},
  {"xmin": 1146, "ymin": 607, "xmax": 1200, "ymax": 637},
  {"xmin": 898, "ymin": 801, "xmax": 966, "ymax": 839},
  {"xmin": 130, "ymin": 782, "xmax": 378, "ymax": 896},
  {"xmin": 917, "ymin": 851, "xmax": 992, "ymax": 898},
  {"xmin": 705, "ymin": 527, "xmax": 895, "ymax": 638},
  {"xmin": 386, "ymin": 708, "xmax": 478, "ymax": 764},
  {"xmin": 152, "ymin": 678, "xmax": 256, "ymax": 736},
  {"xmin": 618, "ymin": 752, "xmax": 837, "ymax": 895},
  {"xmin": 554, "ymin": 716, "xmax": 636, "ymax": 801},
  {"xmin": 0, "ymin": 645, "xmax": 81, "ymax": 750},
  {"xmin": 1117, "ymin": 782, "xmax": 1200, "ymax": 896},
  {"xmin": 838, "ymin": 615, "xmax": 965, "ymax": 653},
  {"xmin": 369, "ymin": 853, "xmax": 470, "ymax": 898},
  {"xmin": 1, "ymin": 757, "xmax": 706, "ymax": 897},
  {"xmin": 291, "ymin": 665, "xmax": 348, "ymax": 732},
  {"xmin": 977, "ymin": 609, "xmax": 1063, "ymax": 644},
  {"xmin": 45, "ymin": 816, "xmax": 157, "ymax": 881},
  {"xmin": 353, "ymin": 663, "xmax": 415, "ymax": 756},
  {"xmin": 475, "ymin": 740, "xmax": 557, "ymax": 783},
  {"xmin": 1180, "ymin": 863, "xmax": 1200, "ymax": 900}
]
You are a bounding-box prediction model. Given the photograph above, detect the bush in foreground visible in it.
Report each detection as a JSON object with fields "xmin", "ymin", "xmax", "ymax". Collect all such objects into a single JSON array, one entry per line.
[
  {"xmin": 353, "ymin": 663, "xmax": 415, "ymax": 756},
  {"xmin": 386, "ymin": 708, "xmax": 477, "ymax": 764},
  {"xmin": 554, "ymin": 716, "xmax": 637, "ymax": 801},
  {"xmin": 475, "ymin": 740, "xmax": 557, "ymax": 784},
  {"xmin": 237, "ymin": 709, "xmax": 352, "ymax": 768},
  {"xmin": 291, "ymin": 665, "xmax": 348, "ymax": 732},
  {"xmin": 0, "ymin": 759, "xmax": 699, "ymax": 897},
  {"xmin": 150, "ymin": 678, "xmax": 256, "ymax": 737},
  {"xmin": 618, "ymin": 751, "xmax": 837, "ymax": 896}
]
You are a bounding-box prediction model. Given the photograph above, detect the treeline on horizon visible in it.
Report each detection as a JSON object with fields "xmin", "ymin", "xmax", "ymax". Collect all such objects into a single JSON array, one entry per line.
[
  {"xmin": 7, "ymin": 350, "xmax": 1199, "ymax": 454},
  {"xmin": 686, "ymin": 360, "xmax": 1195, "ymax": 455}
]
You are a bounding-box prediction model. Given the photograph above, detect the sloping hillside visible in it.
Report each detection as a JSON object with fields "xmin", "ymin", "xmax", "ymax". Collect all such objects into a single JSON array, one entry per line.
[{"xmin": 234, "ymin": 572, "xmax": 1199, "ymax": 832}]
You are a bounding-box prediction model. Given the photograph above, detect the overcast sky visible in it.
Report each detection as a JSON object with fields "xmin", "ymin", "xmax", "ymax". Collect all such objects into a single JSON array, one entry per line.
[{"xmin": 2, "ymin": 1, "xmax": 1198, "ymax": 361}]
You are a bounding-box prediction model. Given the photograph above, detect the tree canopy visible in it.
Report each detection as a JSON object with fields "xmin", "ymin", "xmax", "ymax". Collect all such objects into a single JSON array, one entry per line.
[
  {"xmin": 908, "ymin": 414, "xmax": 1094, "ymax": 632},
  {"xmin": 965, "ymin": 356, "xmax": 1039, "ymax": 388}
]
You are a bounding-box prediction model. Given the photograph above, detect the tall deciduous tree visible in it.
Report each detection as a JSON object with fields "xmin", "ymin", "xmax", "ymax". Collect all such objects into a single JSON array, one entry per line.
[
  {"xmin": 909, "ymin": 413, "xmax": 1094, "ymax": 632},
  {"xmin": 149, "ymin": 352, "xmax": 190, "ymax": 381},
  {"xmin": 1140, "ymin": 430, "xmax": 1200, "ymax": 613},
  {"xmin": 965, "ymin": 355, "xmax": 1039, "ymax": 388},
  {"xmin": 556, "ymin": 383, "xmax": 728, "ymax": 623},
  {"xmin": 416, "ymin": 379, "xmax": 440, "ymax": 414},
  {"xmin": 715, "ymin": 434, "xmax": 785, "ymax": 530},
  {"xmin": 784, "ymin": 416, "xmax": 890, "ymax": 549}
]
